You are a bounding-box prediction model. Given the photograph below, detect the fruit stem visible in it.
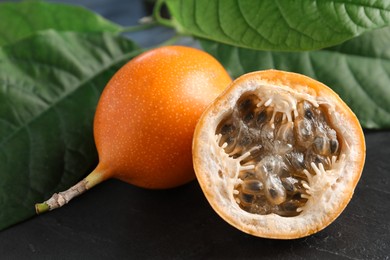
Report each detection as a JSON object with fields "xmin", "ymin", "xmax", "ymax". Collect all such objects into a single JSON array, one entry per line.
[{"xmin": 35, "ymin": 164, "xmax": 109, "ymax": 214}]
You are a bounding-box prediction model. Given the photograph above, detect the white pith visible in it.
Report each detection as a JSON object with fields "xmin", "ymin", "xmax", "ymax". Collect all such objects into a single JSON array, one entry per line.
[{"xmin": 193, "ymin": 76, "xmax": 364, "ymax": 239}]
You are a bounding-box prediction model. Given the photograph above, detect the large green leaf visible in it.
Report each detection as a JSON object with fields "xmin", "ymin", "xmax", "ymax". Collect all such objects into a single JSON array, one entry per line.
[
  {"xmin": 0, "ymin": 30, "xmax": 140, "ymax": 230},
  {"xmin": 164, "ymin": 0, "xmax": 390, "ymax": 51},
  {"xmin": 201, "ymin": 27, "xmax": 390, "ymax": 129},
  {"xmin": 0, "ymin": 1, "xmax": 122, "ymax": 46}
]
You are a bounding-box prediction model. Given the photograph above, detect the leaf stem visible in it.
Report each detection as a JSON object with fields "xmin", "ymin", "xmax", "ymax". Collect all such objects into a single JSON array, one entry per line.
[
  {"xmin": 121, "ymin": 19, "xmax": 157, "ymax": 33},
  {"xmin": 35, "ymin": 164, "xmax": 109, "ymax": 214},
  {"xmin": 153, "ymin": 0, "xmax": 174, "ymax": 28}
]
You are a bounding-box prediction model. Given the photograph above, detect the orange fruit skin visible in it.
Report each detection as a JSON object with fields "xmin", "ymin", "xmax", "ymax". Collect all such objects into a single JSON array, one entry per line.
[{"xmin": 93, "ymin": 46, "xmax": 232, "ymax": 189}]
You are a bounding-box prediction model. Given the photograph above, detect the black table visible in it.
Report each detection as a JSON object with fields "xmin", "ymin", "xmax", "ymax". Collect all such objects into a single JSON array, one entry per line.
[{"xmin": 1, "ymin": 1, "xmax": 389, "ymax": 259}]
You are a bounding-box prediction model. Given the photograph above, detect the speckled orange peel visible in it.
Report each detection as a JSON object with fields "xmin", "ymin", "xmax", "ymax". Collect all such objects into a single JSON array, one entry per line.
[
  {"xmin": 192, "ymin": 70, "xmax": 366, "ymax": 239},
  {"xmin": 35, "ymin": 45, "xmax": 231, "ymax": 214}
]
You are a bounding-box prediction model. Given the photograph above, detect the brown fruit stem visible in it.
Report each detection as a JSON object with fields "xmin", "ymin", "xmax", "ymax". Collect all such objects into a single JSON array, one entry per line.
[{"xmin": 35, "ymin": 164, "xmax": 109, "ymax": 214}]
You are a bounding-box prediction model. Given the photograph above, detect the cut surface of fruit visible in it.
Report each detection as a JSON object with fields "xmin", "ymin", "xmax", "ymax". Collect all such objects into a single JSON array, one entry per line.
[{"xmin": 192, "ymin": 70, "xmax": 365, "ymax": 239}]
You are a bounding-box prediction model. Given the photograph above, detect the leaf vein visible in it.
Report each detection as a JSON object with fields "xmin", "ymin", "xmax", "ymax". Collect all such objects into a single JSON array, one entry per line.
[
  {"xmin": 237, "ymin": 1, "xmax": 275, "ymax": 47},
  {"xmin": 192, "ymin": 0, "xmax": 208, "ymax": 36},
  {"xmin": 216, "ymin": 0, "xmax": 237, "ymax": 42}
]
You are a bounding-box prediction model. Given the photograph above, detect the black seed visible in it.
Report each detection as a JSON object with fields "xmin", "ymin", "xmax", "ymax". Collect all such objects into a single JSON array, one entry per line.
[
  {"xmin": 330, "ymin": 139, "xmax": 339, "ymax": 154},
  {"xmin": 282, "ymin": 179, "xmax": 294, "ymax": 192},
  {"xmin": 291, "ymin": 152, "xmax": 305, "ymax": 170},
  {"xmin": 292, "ymin": 193, "xmax": 302, "ymax": 200},
  {"xmin": 314, "ymin": 155, "xmax": 327, "ymax": 165},
  {"xmin": 283, "ymin": 201, "xmax": 298, "ymax": 211},
  {"xmin": 305, "ymin": 109, "xmax": 314, "ymax": 120},
  {"xmin": 244, "ymin": 180, "xmax": 263, "ymax": 193},
  {"xmin": 243, "ymin": 112, "xmax": 254, "ymax": 124},
  {"xmin": 220, "ymin": 124, "xmax": 235, "ymax": 135},
  {"xmin": 240, "ymin": 193, "xmax": 255, "ymax": 205},
  {"xmin": 238, "ymin": 99, "xmax": 252, "ymax": 112},
  {"xmin": 257, "ymin": 111, "xmax": 267, "ymax": 124},
  {"xmin": 269, "ymin": 188, "xmax": 278, "ymax": 199}
]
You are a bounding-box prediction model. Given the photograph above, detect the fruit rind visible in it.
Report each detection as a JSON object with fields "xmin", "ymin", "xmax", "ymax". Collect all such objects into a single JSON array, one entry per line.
[{"xmin": 193, "ymin": 70, "xmax": 365, "ymax": 239}]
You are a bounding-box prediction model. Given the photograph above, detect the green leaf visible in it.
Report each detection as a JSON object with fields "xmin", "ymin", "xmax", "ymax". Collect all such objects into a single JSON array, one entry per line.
[
  {"xmin": 164, "ymin": 0, "xmax": 390, "ymax": 51},
  {"xmin": 200, "ymin": 27, "xmax": 390, "ymax": 129},
  {"xmin": 0, "ymin": 1, "xmax": 122, "ymax": 46},
  {"xmin": 0, "ymin": 30, "xmax": 140, "ymax": 230}
]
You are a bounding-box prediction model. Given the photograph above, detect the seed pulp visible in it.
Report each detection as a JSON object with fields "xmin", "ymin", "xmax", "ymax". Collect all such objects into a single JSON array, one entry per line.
[{"xmin": 215, "ymin": 92, "xmax": 341, "ymax": 217}]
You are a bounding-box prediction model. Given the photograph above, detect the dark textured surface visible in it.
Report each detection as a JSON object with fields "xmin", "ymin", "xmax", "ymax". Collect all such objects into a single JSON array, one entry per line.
[
  {"xmin": 0, "ymin": 131, "xmax": 389, "ymax": 259},
  {"xmin": 1, "ymin": 1, "xmax": 389, "ymax": 259}
]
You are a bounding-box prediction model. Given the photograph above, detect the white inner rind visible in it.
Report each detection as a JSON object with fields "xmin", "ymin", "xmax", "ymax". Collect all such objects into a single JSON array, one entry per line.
[{"xmin": 193, "ymin": 78, "xmax": 364, "ymax": 238}]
